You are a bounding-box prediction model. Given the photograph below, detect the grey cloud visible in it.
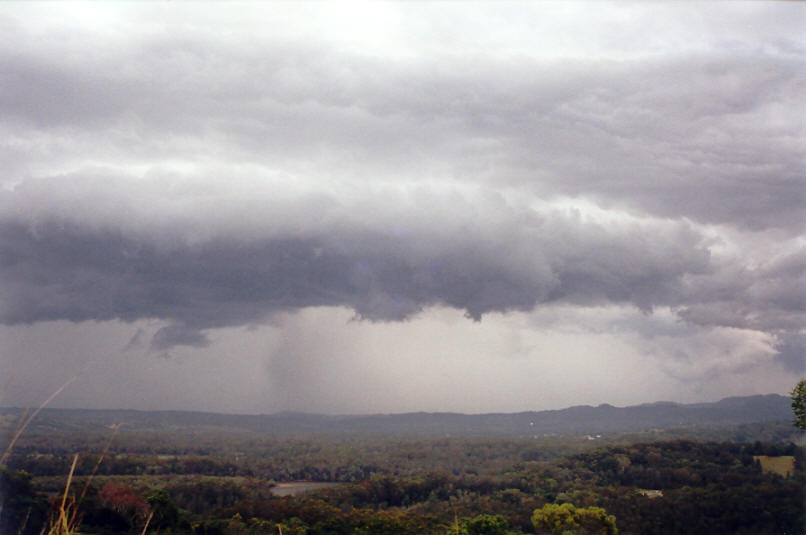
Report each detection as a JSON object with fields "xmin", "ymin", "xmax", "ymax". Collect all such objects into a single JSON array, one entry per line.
[
  {"xmin": 123, "ymin": 327, "xmax": 145, "ymax": 351},
  {"xmin": 4, "ymin": 167, "xmax": 802, "ymax": 355},
  {"xmin": 0, "ymin": 4, "xmax": 803, "ymax": 414},
  {"xmin": 0, "ymin": 178, "xmax": 718, "ymax": 349},
  {"xmin": 2, "ymin": 25, "xmax": 803, "ymax": 231},
  {"xmin": 0, "ymin": 5, "xmax": 802, "ymax": 360},
  {"xmin": 0, "ymin": 53, "xmax": 135, "ymax": 128},
  {"xmin": 150, "ymin": 324, "xmax": 210, "ymax": 352},
  {"xmin": 773, "ymin": 333, "xmax": 805, "ymax": 374},
  {"xmin": 676, "ymin": 242, "xmax": 806, "ymax": 333}
]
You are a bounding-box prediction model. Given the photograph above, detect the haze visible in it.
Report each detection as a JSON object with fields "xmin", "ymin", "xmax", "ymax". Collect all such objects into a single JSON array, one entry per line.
[{"xmin": 0, "ymin": 2, "xmax": 803, "ymax": 415}]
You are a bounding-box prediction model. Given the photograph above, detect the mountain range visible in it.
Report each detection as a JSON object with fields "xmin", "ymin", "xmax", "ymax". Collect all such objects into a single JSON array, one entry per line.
[{"xmin": 1, "ymin": 394, "xmax": 792, "ymax": 438}]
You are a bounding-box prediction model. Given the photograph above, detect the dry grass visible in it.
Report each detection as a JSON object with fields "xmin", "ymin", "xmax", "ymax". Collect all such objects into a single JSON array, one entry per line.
[
  {"xmin": 45, "ymin": 424, "xmax": 124, "ymax": 535},
  {"xmin": 47, "ymin": 454, "xmax": 80, "ymax": 535},
  {"xmin": 1, "ymin": 380, "xmax": 131, "ymax": 535},
  {"xmin": 77, "ymin": 423, "xmax": 120, "ymax": 506},
  {"xmin": 140, "ymin": 511, "xmax": 154, "ymax": 535},
  {"xmin": 754, "ymin": 455, "xmax": 795, "ymax": 477}
]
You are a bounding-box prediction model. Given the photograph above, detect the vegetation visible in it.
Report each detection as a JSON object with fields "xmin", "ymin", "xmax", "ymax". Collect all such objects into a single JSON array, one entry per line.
[
  {"xmin": 792, "ymin": 379, "xmax": 806, "ymax": 431},
  {"xmin": 1, "ymin": 394, "xmax": 802, "ymax": 534},
  {"xmin": 531, "ymin": 503, "xmax": 617, "ymax": 535},
  {"xmin": 1, "ymin": 419, "xmax": 802, "ymax": 535},
  {"xmin": 0, "ymin": 468, "xmax": 48, "ymax": 535},
  {"xmin": 754, "ymin": 455, "xmax": 795, "ymax": 477}
]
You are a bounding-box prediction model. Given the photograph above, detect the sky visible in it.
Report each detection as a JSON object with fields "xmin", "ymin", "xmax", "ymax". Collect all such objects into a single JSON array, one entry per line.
[{"xmin": 0, "ymin": 2, "xmax": 804, "ymax": 415}]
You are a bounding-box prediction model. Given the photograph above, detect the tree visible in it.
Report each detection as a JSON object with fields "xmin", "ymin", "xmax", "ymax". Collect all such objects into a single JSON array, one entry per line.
[
  {"xmin": 97, "ymin": 483, "xmax": 150, "ymax": 531},
  {"xmin": 792, "ymin": 379, "xmax": 806, "ymax": 431},
  {"xmin": 448, "ymin": 514, "xmax": 512, "ymax": 535},
  {"xmin": 146, "ymin": 489, "xmax": 180, "ymax": 530},
  {"xmin": 0, "ymin": 469, "xmax": 48, "ymax": 535},
  {"xmin": 532, "ymin": 503, "xmax": 617, "ymax": 535}
]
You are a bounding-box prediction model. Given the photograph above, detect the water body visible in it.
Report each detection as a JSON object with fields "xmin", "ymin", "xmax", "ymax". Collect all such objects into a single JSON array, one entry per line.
[{"xmin": 270, "ymin": 481, "xmax": 341, "ymax": 497}]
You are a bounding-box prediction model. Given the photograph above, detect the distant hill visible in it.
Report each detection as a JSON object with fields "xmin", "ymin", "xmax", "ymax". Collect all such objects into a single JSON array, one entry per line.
[{"xmin": 0, "ymin": 394, "xmax": 792, "ymax": 438}]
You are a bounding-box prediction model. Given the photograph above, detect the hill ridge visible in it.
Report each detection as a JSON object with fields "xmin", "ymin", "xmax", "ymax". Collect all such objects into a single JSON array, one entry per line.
[{"xmin": 1, "ymin": 393, "xmax": 792, "ymax": 437}]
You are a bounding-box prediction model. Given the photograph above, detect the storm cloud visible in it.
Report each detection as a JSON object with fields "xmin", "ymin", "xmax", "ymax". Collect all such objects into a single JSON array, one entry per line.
[
  {"xmin": 1, "ymin": 178, "xmax": 715, "ymax": 333},
  {"xmin": 0, "ymin": 3, "xmax": 803, "ymax": 413}
]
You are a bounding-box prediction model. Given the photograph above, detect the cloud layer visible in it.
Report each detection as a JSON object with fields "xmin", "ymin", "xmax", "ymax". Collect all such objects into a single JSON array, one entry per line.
[
  {"xmin": 0, "ymin": 3, "xmax": 803, "ymax": 412},
  {"xmin": 1, "ymin": 177, "xmax": 715, "ymax": 331}
]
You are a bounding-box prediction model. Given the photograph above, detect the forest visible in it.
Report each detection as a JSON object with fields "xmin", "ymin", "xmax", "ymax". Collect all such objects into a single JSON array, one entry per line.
[{"xmin": 1, "ymin": 412, "xmax": 803, "ymax": 535}]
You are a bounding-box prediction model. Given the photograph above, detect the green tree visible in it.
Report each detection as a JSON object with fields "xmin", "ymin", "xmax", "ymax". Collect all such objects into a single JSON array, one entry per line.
[
  {"xmin": 0, "ymin": 469, "xmax": 48, "ymax": 535},
  {"xmin": 146, "ymin": 489, "xmax": 180, "ymax": 530},
  {"xmin": 532, "ymin": 503, "xmax": 617, "ymax": 535},
  {"xmin": 792, "ymin": 379, "xmax": 806, "ymax": 431},
  {"xmin": 448, "ymin": 514, "xmax": 512, "ymax": 535}
]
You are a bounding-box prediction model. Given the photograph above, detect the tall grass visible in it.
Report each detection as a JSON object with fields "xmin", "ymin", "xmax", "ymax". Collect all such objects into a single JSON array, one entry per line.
[
  {"xmin": 77, "ymin": 423, "xmax": 120, "ymax": 507},
  {"xmin": 44, "ymin": 424, "xmax": 125, "ymax": 535},
  {"xmin": 0, "ymin": 377, "xmax": 77, "ymax": 467},
  {"xmin": 47, "ymin": 454, "xmax": 79, "ymax": 535},
  {"xmin": 2, "ymin": 377, "xmax": 76, "ymax": 535},
  {"xmin": 1, "ymin": 380, "xmax": 135, "ymax": 535}
]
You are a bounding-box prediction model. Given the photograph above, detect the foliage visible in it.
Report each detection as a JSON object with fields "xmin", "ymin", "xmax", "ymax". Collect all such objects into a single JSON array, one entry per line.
[
  {"xmin": 791, "ymin": 379, "xmax": 806, "ymax": 430},
  {"xmin": 8, "ymin": 424, "xmax": 805, "ymax": 535},
  {"xmin": 451, "ymin": 513, "xmax": 516, "ymax": 535},
  {"xmin": 0, "ymin": 469, "xmax": 49, "ymax": 535},
  {"xmin": 532, "ymin": 503, "xmax": 617, "ymax": 535},
  {"xmin": 97, "ymin": 483, "xmax": 151, "ymax": 530},
  {"xmin": 146, "ymin": 489, "xmax": 182, "ymax": 530}
]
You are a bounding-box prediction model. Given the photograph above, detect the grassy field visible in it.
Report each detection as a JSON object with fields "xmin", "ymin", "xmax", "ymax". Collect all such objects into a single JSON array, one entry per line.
[{"xmin": 753, "ymin": 455, "xmax": 795, "ymax": 476}]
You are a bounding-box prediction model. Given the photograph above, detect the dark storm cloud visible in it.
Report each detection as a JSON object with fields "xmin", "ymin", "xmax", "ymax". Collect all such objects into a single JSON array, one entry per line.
[
  {"xmin": 0, "ymin": 4, "xmax": 802, "ymax": 361},
  {"xmin": 676, "ymin": 243, "xmax": 806, "ymax": 334},
  {"xmin": 150, "ymin": 324, "xmax": 210, "ymax": 352},
  {"xmin": 0, "ymin": 176, "xmax": 719, "ymax": 348}
]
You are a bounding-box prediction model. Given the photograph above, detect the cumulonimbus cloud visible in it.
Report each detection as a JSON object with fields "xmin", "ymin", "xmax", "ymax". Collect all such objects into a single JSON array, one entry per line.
[
  {"xmin": 0, "ymin": 174, "xmax": 719, "ymax": 348},
  {"xmin": 0, "ymin": 3, "xmax": 803, "ymax": 365}
]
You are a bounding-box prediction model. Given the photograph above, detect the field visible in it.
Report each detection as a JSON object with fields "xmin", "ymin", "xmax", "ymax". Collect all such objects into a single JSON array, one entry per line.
[{"xmin": 754, "ymin": 455, "xmax": 796, "ymax": 477}]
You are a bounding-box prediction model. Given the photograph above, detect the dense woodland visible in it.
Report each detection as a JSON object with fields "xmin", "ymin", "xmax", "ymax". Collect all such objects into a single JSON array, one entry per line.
[{"xmin": 1, "ymin": 418, "xmax": 803, "ymax": 535}]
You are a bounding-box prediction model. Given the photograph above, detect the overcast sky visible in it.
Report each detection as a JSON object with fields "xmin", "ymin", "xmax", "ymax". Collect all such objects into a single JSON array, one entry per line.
[{"xmin": 0, "ymin": 2, "xmax": 803, "ymax": 415}]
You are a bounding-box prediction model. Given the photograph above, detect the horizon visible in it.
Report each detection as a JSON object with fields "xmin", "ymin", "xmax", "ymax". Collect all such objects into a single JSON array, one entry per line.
[
  {"xmin": 0, "ymin": 391, "xmax": 791, "ymax": 418},
  {"xmin": 0, "ymin": 3, "xmax": 804, "ymax": 416}
]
